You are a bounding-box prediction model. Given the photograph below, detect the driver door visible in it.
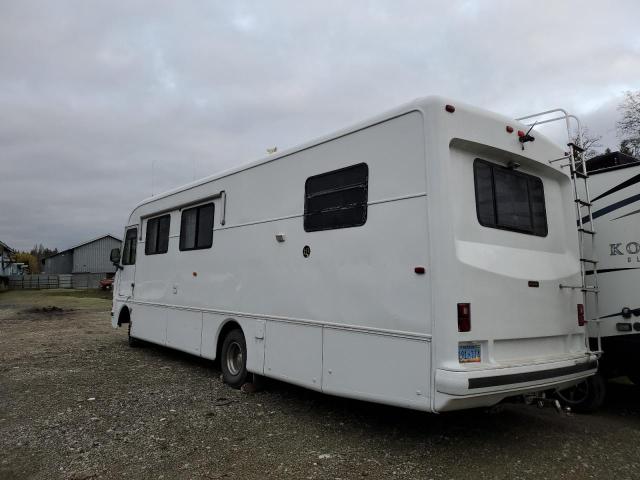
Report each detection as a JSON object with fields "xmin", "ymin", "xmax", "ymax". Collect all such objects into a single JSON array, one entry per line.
[{"xmin": 118, "ymin": 226, "xmax": 138, "ymax": 298}]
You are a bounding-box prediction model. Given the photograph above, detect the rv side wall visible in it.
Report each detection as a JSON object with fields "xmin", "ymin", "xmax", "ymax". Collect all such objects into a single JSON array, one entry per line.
[{"xmin": 117, "ymin": 110, "xmax": 434, "ymax": 410}]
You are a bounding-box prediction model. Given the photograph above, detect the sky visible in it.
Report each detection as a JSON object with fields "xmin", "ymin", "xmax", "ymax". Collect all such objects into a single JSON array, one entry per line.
[{"xmin": 1, "ymin": 0, "xmax": 639, "ymax": 251}]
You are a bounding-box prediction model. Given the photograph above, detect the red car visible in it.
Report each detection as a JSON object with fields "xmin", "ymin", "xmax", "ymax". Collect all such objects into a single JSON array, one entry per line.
[{"xmin": 99, "ymin": 277, "xmax": 114, "ymax": 290}]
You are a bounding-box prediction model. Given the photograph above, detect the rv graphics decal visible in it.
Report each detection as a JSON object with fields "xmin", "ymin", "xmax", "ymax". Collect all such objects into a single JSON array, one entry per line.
[{"xmin": 610, "ymin": 241, "xmax": 640, "ymax": 263}]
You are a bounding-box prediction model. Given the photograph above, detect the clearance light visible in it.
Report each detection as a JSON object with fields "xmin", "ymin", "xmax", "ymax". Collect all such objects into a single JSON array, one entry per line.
[
  {"xmin": 445, "ymin": 104, "xmax": 456, "ymax": 113},
  {"xmin": 506, "ymin": 125, "xmax": 514, "ymax": 133},
  {"xmin": 458, "ymin": 303, "xmax": 471, "ymax": 332},
  {"xmin": 517, "ymin": 130, "xmax": 526, "ymax": 137},
  {"xmin": 617, "ymin": 323, "xmax": 632, "ymax": 332},
  {"xmin": 577, "ymin": 304, "xmax": 585, "ymax": 327}
]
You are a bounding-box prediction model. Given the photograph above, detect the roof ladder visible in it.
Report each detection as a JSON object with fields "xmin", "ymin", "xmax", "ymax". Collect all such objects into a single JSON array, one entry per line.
[{"xmin": 516, "ymin": 109, "xmax": 602, "ymax": 355}]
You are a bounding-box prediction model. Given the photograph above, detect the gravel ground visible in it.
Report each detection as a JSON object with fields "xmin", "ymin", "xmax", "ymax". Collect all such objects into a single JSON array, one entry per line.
[{"xmin": 1, "ymin": 289, "xmax": 640, "ymax": 480}]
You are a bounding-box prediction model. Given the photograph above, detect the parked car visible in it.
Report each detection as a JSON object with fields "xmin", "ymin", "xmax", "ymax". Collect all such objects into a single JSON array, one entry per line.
[{"xmin": 99, "ymin": 277, "xmax": 114, "ymax": 290}]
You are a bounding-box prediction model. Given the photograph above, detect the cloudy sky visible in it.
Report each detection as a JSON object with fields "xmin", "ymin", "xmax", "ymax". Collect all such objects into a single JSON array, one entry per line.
[{"xmin": 1, "ymin": 0, "xmax": 639, "ymax": 251}]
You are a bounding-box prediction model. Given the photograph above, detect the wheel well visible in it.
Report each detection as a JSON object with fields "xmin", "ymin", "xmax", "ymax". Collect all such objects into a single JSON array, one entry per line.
[
  {"xmin": 117, "ymin": 306, "xmax": 131, "ymax": 326},
  {"xmin": 216, "ymin": 320, "xmax": 242, "ymax": 361}
]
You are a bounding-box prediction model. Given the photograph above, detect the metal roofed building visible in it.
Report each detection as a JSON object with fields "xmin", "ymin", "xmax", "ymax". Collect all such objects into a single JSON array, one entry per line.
[{"xmin": 42, "ymin": 234, "xmax": 122, "ymax": 276}]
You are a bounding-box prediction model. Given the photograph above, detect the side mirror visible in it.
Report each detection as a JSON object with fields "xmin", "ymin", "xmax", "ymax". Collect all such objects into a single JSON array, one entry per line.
[{"xmin": 110, "ymin": 248, "xmax": 122, "ymax": 269}]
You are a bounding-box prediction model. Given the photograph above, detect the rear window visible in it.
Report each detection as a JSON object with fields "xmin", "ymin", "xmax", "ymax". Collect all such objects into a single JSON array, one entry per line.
[{"xmin": 473, "ymin": 159, "xmax": 547, "ymax": 237}]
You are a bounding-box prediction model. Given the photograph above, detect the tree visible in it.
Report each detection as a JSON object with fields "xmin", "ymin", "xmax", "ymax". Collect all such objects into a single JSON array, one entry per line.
[
  {"xmin": 13, "ymin": 252, "xmax": 39, "ymax": 274},
  {"xmin": 572, "ymin": 126, "xmax": 602, "ymax": 159},
  {"xmin": 29, "ymin": 244, "xmax": 58, "ymax": 266},
  {"xmin": 617, "ymin": 90, "xmax": 640, "ymax": 157}
]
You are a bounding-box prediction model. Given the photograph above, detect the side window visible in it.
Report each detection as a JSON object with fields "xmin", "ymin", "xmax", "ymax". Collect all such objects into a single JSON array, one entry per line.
[
  {"xmin": 179, "ymin": 203, "xmax": 214, "ymax": 251},
  {"xmin": 304, "ymin": 163, "xmax": 368, "ymax": 232},
  {"xmin": 145, "ymin": 214, "xmax": 170, "ymax": 255},
  {"xmin": 122, "ymin": 228, "xmax": 138, "ymax": 265},
  {"xmin": 473, "ymin": 159, "xmax": 548, "ymax": 237}
]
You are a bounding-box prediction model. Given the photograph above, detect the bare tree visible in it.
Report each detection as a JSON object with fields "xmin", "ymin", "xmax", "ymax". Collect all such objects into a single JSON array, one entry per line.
[
  {"xmin": 617, "ymin": 90, "xmax": 640, "ymax": 157},
  {"xmin": 572, "ymin": 125, "xmax": 602, "ymax": 159}
]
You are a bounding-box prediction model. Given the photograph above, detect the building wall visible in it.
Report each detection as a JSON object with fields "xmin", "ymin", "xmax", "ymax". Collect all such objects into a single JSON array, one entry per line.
[
  {"xmin": 43, "ymin": 251, "xmax": 73, "ymax": 274},
  {"xmin": 72, "ymin": 236, "xmax": 120, "ymax": 274}
]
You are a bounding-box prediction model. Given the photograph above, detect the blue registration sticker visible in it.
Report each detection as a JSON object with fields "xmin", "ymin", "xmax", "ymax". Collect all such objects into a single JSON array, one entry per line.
[{"xmin": 459, "ymin": 343, "xmax": 481, "ymax": 363}]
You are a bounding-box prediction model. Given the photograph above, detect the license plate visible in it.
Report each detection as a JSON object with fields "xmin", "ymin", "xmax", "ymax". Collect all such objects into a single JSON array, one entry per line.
[{"xmin": 459, "ymin": 343, "xmax": 481, "ymax": 363}]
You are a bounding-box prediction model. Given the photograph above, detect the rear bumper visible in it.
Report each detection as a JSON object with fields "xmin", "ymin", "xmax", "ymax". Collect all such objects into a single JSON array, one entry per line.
[{"xmin": 434, "ymin": 355, "xmax": 598, "ymax": 412}]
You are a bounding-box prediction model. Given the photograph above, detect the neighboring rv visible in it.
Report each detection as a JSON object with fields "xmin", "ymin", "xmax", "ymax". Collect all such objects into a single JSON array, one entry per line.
[
  {"xmin": 583, "ymin": 152, "xmax": 640, "ymax": 384},
  {"xmin": 110, "ymin": 97, "xmax": 597, "ymax": 413}
]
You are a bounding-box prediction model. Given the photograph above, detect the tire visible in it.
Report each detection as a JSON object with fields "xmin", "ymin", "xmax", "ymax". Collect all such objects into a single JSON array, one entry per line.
[
  {"xmin": 556, "ymin": 374, "xmax": 606, "ymax": 413},
  {"xmin": 220, "ymin": 329, "xmax": 248, "ymax": 388},
  {"xmin": 128, "ymin": 322, "xmax": 141, "ymax": 348}
]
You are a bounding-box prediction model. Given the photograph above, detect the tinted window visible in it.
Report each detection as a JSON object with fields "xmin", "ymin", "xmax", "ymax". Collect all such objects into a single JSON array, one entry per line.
[
  {"xmin": 122, "ymin": 228, "xmax": 138, "ymax": 265},
  {"xmin": 180, "ymin": 203, "xmax": 214, "ymax": 250},
  {"xmin": 474, "ymin": 159, "xmax": 547, "ymax": 236},
  {"xmin": 145, "ymin": 215, "xmax": 170, "ymax": 255},
  {"xmin": 304, "ymin": 163, "xmax": 368, "ymax": 232}
]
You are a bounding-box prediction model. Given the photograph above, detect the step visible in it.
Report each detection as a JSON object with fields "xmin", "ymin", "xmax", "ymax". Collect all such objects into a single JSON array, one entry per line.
[{"xmin": 578, "ymin": 227, "xmax": 596, "ymax": 235}]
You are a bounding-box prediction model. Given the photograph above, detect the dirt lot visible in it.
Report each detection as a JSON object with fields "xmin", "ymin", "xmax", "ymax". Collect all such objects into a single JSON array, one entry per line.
[{"xmin": 1, "ymin": 290, "xmax": 640, "ymax": 480}]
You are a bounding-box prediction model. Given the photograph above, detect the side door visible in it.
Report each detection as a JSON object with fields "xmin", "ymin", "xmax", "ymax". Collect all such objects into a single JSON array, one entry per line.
[{"xmin": 117, "ymin": 226, "xmax": 138, "ymax": 298}]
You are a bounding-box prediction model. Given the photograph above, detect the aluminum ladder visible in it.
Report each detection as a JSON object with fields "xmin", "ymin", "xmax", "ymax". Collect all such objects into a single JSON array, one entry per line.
[{"xmin": 516, "ymin": 109, "xmax": 602, "ymax": 354}]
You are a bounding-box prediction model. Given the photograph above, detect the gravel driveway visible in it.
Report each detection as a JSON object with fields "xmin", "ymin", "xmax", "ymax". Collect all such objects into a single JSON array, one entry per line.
[{"xmin": 1, "ymin": 289, "xmax": 640, "ymax": 479}]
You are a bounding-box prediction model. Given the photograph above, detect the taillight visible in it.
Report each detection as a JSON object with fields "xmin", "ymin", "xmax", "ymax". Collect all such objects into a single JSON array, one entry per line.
[
  {"xmin": 458, "ymin": 303, "xmax": 471, "ymax": 332},
  {"xmin": 577, "ymin": 304, "xmax": 585, "ymax": 326}
]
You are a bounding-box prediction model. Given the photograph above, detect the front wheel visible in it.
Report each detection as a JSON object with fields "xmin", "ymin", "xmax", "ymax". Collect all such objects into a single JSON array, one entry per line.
[
  {"xmin": 556, "ymin": 374, "xmax": 606, "ymax": 413},
  {"xmin": 220, "ymin": 329, "xmax": 248, "ymax": 388}
]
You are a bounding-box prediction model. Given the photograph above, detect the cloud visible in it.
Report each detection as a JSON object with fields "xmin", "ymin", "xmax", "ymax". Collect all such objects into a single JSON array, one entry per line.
[{"xmin": 1, "ymin": 0, "xmax": 639, "ymax": 250}]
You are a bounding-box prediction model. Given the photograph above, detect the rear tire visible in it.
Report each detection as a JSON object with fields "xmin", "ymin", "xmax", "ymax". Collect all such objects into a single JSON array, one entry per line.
[
  {"xmin": 220, "ymin": 329, "xmax": 248, "ymax": 388},
  {"xmin": 128, "ymin": 322, "xmax": 141, "ymax": 348},
  {"xmin": 556, "ymin": 374, "xmax": 606, "ymax": 413}
]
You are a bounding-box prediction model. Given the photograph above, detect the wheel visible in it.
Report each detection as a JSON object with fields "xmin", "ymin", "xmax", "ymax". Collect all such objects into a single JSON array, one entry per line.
[
  {"xmin": 556, "ymin": 374, "xmax": 606, "ymax": 413},
  {"xmin": 220, "ymin": 329, "xmax": 248, "ymax": 388},
  {"xmin": 128, "ymin": 322, "xmax": 141, "ymax": 348}
]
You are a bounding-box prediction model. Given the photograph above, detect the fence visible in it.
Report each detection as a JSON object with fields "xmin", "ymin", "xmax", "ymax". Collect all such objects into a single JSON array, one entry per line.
[{"xmin": 8, "ymin": 273, "xmax": 105, "ymax": 289}]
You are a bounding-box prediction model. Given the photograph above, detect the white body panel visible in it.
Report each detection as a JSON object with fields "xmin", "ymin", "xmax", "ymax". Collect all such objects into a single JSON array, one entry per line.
[
  {"xmin": 582, "ymin": 163, "xmax": 640, "ymax": 339},
  {"xmin": 112, "ymin": 97, "xmax": 596, "ymax": 412}
]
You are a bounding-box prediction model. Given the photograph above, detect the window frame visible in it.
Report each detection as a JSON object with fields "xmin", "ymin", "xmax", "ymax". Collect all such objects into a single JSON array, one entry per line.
[
  {"xmin": 303, "ymin": 163, "xmax": 369, "ymax": 233},
  {"xmin": 473, "ymin": 158, "xmax": 548, "ymax": 237},
  {"xmin": 145, "ymin": 214, "xmax": 171, "ymax": 255},
  {"xmin": 122, "ymin": 228, "xmax": 138, "ymax": 265},
  {"xmin": 179, "ymin": 203, "xmax": 215, "ymax": 251}
]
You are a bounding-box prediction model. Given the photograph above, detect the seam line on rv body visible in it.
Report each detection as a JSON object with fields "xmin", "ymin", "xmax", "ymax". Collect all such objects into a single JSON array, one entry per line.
[
  {"xmin": 122, "ymin": 299, "xmax": 432, "ymax": 342},
  {"xmin": 136, "ymin": 192, "xmax": 428, "ymax": 237}
]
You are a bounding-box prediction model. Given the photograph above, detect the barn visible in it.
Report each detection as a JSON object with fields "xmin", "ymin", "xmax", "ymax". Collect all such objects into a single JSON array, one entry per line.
[{"xmin": 42, "ymin": 235, "xmax": 122, "ymax": 286}]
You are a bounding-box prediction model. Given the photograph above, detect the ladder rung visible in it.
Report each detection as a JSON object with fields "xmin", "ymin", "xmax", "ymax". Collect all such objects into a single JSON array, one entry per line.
[
  {"xmin": 575, "ymin": 199, "xmax": 592, "ymax": 207},
  {"xmin": 582, "ymin": 287, "xmax": 599, "ymax": 293},
  {"xmin": 568, "ymin": 142, "xmax": 585, "ymax": 153},
  {"xmin": 580, "ymin": 258, "xmax": 598, "ymax": 264},
  {"xmin": 578, "ymin": 227, "xmax": 595, "ymax": 235},
  {"xmin": 571, "ymin": 169, "xmax": 588, "ymax": 179}
]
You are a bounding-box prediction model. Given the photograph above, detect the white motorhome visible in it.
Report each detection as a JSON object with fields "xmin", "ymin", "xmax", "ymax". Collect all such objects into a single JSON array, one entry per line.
[
  {"xmin": 582, "ymin": 152, "xmax": 640, "ymax": 384},
  {"xmin": 110, "ymin": 97, "xmax": 597, "ymax": 413}
]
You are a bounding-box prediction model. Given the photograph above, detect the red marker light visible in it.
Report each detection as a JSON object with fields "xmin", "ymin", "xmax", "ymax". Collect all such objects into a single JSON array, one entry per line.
[
  {"xmin": 577, "ymin": 304, "xmax": 585, "ymax": 326},
  {"xmin": 506, "ymin": 125, "xmax": 514, "ymax": 133},
  {"xmin": 517, "ymin": 130, "xmax": 525, "ymax": 137},
  {"xmin": 414, "ymin": 266, "xmax": 426, "ymax": 274},
  {"xmin": 445, "ymin": 104, "xmax": 455, "ymax": 113},
  {"xmin": 458, "ymin": 303, "xmax": 471, "ymax": 332}
]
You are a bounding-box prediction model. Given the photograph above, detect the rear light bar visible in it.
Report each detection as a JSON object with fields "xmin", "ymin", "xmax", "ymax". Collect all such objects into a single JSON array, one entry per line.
[
  {"xmin": 458, "ymin": 303, "xmax": 471, "ymax": 332},
  {"xmin": 577, "ymin": 304, "xmax": 585, "ymax": 327}
]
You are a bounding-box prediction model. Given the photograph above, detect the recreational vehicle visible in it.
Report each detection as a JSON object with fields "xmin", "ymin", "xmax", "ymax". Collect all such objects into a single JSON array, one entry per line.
[
  {"xmin": 110, "ymin": 97, "xmax": 597, "ymax": 413},
  {"xmin": 582, "ymin": 152, "xmax": 640, "ymax": 388}
]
